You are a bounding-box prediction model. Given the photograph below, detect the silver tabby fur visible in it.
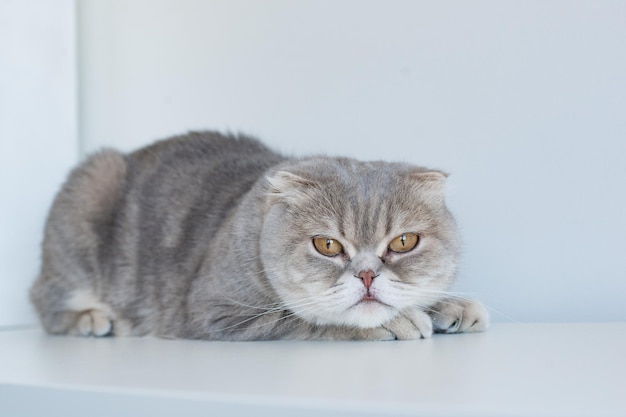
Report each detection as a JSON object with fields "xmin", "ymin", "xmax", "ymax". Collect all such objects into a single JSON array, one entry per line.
[{"xmin": 30, "ymin": 132, "xmax": 488, "ymax": 340}]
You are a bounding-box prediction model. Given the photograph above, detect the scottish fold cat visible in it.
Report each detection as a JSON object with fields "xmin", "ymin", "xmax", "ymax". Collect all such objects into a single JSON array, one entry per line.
[{"xmin": 30, "ymin": 132, "xmax": 488, "ymax": 340}]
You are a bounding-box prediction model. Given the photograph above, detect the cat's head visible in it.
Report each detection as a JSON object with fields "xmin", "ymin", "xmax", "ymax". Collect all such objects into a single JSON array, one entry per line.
[{"xmin": 260, "ymin": 157, "xmax": 461, "ymax": 329}]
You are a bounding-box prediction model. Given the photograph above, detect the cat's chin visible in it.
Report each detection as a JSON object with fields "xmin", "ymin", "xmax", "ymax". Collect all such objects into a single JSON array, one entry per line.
[{"xmin": 348, "ymin": 300, "xmax": 398, "ymax": 329}]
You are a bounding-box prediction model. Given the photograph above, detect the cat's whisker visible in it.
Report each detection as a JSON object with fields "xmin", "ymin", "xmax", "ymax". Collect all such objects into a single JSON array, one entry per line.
[
  {"xmin": 248, "ymin": 297, "xmax": 321, "ymax": 317},
  {"xmin": 214, "ymin": 286, "xmax": 334, "ymax": 312},
  {"xmin": 385, "ymin": 285, "xmax": 517, "ymax": 323},
  {"xmin": 215, "ymin": 293, "xmax": 286, "ymax": 311},
  {"xmin": 212, "ymin": 303, "xmax": 322, "ymax": 334},
  {"xmin": 415, "ymin": 288, "xmax": 478, "ymax": 299},
  {"xmin": 452, "ymin": 302, "xmax": 518, "ymax": 323},
  {"xmin": 419, "ymin": 306, "xmax": 458, "ymax": 322},
  {"xmin": 416, "ymin": 291, "xmax": 517, "ymax": 323},
  {"xmin": 209, "ymin": 295, "xmax": 326, "ymax": 333}
]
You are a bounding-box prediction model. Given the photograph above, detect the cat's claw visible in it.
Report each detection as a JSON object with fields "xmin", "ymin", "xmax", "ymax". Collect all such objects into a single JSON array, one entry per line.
[
  {"xmin": 383, "ymin": 308, "xmax": 433, "ymax": 340},
  {"xmin": 429, "ymin": 298, "xmax": 489, "ymax": 334}
]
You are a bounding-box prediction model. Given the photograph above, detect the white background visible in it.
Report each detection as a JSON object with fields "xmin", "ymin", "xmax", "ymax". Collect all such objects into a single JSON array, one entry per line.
[
  {"xmin": 0, "ymin": 0, "xmax": 77, "ymax": 327},
  {"xmin": 1, "ymin": 1, "xmax": 624, "ymax": 326}
]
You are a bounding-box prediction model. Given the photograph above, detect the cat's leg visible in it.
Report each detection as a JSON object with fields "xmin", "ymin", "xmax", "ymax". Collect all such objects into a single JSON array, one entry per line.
[
  {"xmin": 31, "ymin": 281, "xmax": 120, "ymax": 337},
  {"xmin": 429, "ymin": 298, "xmax": 489, "ymax": 334},
  {"xmin": 30, "ymin": 149, "xmax": 129, "ymax": 337}
]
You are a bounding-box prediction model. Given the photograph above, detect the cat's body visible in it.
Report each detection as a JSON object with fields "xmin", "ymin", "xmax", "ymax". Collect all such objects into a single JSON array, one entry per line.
[{"xmin": 30, "ymin": 132, "xmax": 488, "ymax": 340}]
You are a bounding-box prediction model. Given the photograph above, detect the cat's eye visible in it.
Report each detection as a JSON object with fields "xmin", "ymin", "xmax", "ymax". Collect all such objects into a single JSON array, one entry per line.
[
  {"xmin": 312, "ymin": 237, "xmax": 344, "ymax": 257},
  {"xmin": 388, "ymin": 233, "xmax": 419, "ymax": 253}
]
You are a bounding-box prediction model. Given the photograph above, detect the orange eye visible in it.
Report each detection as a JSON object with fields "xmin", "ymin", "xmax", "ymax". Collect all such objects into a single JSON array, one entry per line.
[
  {"xmin": 388, "ymin": 233, "xmax": 419, "ymax": 253},
  {"xmin": 313, "ymin": 237, "xmax": 343, "ymax": 257}
]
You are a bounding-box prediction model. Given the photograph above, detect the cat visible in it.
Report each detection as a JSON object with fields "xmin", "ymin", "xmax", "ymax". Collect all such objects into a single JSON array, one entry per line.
[{"xmin": 30, "ymin": 131, "xmax": 488, "ymax": 341}]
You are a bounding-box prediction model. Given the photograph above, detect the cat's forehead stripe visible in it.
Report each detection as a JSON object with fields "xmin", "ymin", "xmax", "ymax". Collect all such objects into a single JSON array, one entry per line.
[{"xmin": 332, "ymin": 168, "xmax": 395, "ymax": 246}]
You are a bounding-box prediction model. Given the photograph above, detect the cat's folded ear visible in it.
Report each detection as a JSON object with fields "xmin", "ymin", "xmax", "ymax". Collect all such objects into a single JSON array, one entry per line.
[
  {"xmin": 265, "ymin": 170, "xmax": 319, "ymax": 203},
  {"xmin": 409, "ymin": 170, "xmax": 449, "ymax": 205},
  {"xmin": 410, "ymin": 170, "xmax": 448, "ymax": 184}
]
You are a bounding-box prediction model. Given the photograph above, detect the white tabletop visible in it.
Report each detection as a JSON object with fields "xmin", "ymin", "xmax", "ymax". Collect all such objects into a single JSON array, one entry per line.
[{"xmin": 1, "ymin": 323, "xmax": 624, "ymax": 417}]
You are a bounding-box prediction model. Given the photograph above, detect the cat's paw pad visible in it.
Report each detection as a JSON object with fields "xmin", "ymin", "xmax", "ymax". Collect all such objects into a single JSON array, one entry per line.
[
  {"xmin": 384, "ymin": 309, "xmax": 433, "ymax": 340},
  {"xmin": 431, "ymin": 299, "xmax": 489, "ymax": 334},
  {"xmin": 73, "ymin": 309, "xmax": 113, "ymax": 337}
]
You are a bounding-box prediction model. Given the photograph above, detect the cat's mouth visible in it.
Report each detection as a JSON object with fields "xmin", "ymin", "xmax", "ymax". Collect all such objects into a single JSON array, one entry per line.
[{"xmin": 357, "ymin": 294, "xmax": 392, "ymax": 308}]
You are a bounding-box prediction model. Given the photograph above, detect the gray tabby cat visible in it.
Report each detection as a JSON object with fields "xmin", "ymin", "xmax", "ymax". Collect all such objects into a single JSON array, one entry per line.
[{"xmin": 30, "ymin": 132, "xmax": 488, "ymax": 341}]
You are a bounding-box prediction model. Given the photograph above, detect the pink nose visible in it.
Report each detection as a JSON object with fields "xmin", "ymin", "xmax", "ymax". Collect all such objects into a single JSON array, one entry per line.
[{"xmin": 357, "ymin": 269, "xmax": 376, "ymax": 289}]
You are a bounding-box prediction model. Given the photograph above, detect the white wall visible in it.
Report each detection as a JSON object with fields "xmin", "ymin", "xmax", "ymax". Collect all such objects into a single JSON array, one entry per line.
[
  {"xmin": 0, "ymin": 0, "xmax": 78, "ymax": 326},
  {"xmin": 77, "ymin": 0, "xmax": 624, "ymax": 323}
]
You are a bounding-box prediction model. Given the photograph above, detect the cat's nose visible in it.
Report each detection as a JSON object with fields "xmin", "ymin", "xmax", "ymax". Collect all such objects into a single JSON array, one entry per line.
[{"xmin": 357, "ymin": 269, "xmax": 376, "ymax": 289}]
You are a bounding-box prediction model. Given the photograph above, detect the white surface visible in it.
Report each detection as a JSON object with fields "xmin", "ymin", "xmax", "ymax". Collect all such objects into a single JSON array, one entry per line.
[
  {"xmin": 0, "ymin": 0, "xmax": 78, "ymax": 326},
  {"xmin": 78, "ymin": 1, "xmax": 626, "ymax": 323},
  {"xmin": 1, "ymin": 324, "xmax": 625, "ymax": 417}
]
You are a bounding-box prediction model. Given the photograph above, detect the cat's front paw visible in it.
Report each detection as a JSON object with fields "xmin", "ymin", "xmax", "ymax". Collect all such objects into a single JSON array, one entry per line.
[
  {"xmin": 71, "ymin": 309, "xmax": 114, "ymax": 337},
  {"xmin": 382, "ymin": 308, "xmax": 433, "ymax": 340},
  {"xmin": 429, "ymin": 298, "xmax": 489, "ymax": 334}
]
